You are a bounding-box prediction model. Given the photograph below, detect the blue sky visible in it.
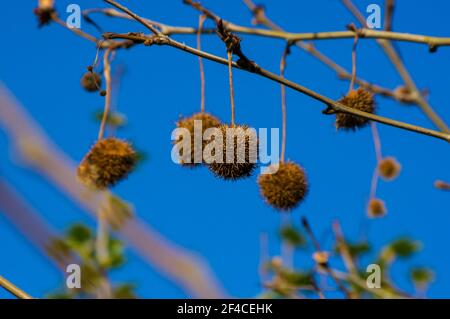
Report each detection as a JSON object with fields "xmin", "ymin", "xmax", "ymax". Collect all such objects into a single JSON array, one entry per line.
[{"xmin": 1, "ymin": 0, "xmax": 449, "ymax": 298}]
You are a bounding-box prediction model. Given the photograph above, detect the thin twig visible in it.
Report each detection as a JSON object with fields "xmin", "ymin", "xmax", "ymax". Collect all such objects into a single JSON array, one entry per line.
[
  {"xmin": 301, "ymin": 217, "xmax": 352, "ymax": 298},
  {"xmin": 98, "ymin": 49, "xmax": 112, "ymax": 140},
  {"xmin": 348, "ymin": 25, "xmax": 360, "ymax": 93},
  {"xmin": 197, "ymin": 15, "xmax": 206, "ymax": 113},
  {"xmin": 279, "ymin": 43, "xmax": 291, "ymax": 163},
  {"xmin": 369, "ymin": 122, "xmax": 382, "ymax": 199},
  {"xmin": 103, "ymin": 0, "xmax": 160, "ymax": 35},
  {"xmin": 384, "ymin": 0, "xmax": 395, "ymax": 32},
  {"xmin": 227, "ymin": 51, "xmax": 236, "ymax": 126},
  {"xmin": 332, "ymin": 221, "xmax": 359, "ymax": 278}
]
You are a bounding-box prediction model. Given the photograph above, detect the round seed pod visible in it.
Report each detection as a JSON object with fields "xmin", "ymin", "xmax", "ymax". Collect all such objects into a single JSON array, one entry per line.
[
  {"xmin": 208, "ymin": 124, "xmax": 258, "ymax": 180},
  {"xmin": 335, "ymin": 88, "xmax": 375, "ymax": 130},
  {"xmin": 77, "ymin": 137, "xmax": 137, "ymax": 189},
  {"xmin": 174, "ymin": 112, "xmax": 221, "ymax": 167},
  {"xmin": 258, "ymin": 161, "xmax": 308, "ymax": 212},
  {"xmin": 367, "ymin": 198, "xmax": 387, "ymax": 218},
  {"xmin": 81, "ymin": 72, "xmax": 102, "ymax": 92},
  {"xmin": 378, "ymin": 157, "xmax": 401, "ymax": 181}
]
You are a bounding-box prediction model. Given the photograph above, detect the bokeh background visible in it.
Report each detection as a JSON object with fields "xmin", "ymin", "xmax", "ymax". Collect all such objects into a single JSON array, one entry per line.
[{"xmin": 1, "ymin": 0, "xmax": 449, "ymax": 298}]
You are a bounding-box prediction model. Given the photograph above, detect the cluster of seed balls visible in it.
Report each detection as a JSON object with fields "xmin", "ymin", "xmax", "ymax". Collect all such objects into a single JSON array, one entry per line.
[
  {"xmin": 175, "ymin": 112, "xmax": 309, "ymax": 212},
  {"xmin": 76, "ymin": 86, "xmax": 376, "ymax": 211}
]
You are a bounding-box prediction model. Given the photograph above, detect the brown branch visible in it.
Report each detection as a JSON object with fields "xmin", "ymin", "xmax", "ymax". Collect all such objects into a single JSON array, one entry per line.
[
  {"xmin": 240, "ymin": 0, "xmax": 400, "ymax": 102},
  {"xmin": 197, "ymin": 15, "xmax": 206, "ymax": 112},
  {"xmin": 384, "ymin": 0, "xmax": 395, "ymax": 32},
  {"xmin": 98, "ymin": 48, "xmax": 113, "ymax": 140},
  {"xmin": 341, "ymin": 0, "xmax": 449, "ymax": 132},
  {"xmin": 104, "ymin": 31, "xmax": 450, "ymax": 143},
  {"xmin": 103, "ymin": 0, "xmax": 160, "ymax": 35},
  {"xmin": 0, "ymin": 276, "xmax": 33, "ymax": 299},
  {"xmin": 85, "ymin": 3, "xmax": 444, "ymax": 107}
]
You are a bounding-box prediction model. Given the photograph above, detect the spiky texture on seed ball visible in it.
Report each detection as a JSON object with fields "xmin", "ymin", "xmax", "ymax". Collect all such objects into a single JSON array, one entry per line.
[
  {"xmin": 336, "ymin": 88, "xmax": 375, "ymax": 130},
  {"xmin": 258, "ymin": 161, "xmax": 308, "ymax": 212},
  {"xmin": 367, "ymin": 198, "xmax": 387, "ymax": 218},
  {"xmin": 378, "ymin": 157, "xmax": 401, "ymax": 181},
  {"xmin": 77, "ymin": 138, "xmax": 137, "ymax": 189},
  {"xmin": 208, "ymin": 124, "xmax": 258, "ymax": 180},
  {"xmin": 175, "ymin": 112, "xmax": 221, "ymax": 167},
  {"xmin": 81, "ymin": 72, "xmax": 102, "ymax": 92}
]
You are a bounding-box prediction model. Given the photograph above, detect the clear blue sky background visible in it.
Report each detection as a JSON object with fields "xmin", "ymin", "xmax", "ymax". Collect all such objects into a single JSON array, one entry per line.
[{"xmin": 1, "ymin": 0, "xmax": 449, "ymax": 298}]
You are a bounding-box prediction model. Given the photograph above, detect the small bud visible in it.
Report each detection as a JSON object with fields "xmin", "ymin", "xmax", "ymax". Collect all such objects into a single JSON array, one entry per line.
[
  {"xmin": 367, "ymin": 198, "xmax": 387, "ymax": 218},
  {"xmin": 312, "ymin": 251, "xmax": 329, "ymax": 265}
]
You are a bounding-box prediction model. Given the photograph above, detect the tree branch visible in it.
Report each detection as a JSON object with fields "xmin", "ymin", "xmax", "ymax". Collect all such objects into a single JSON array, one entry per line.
[
  {"xmin": 341, "ymin": 0, "xmax": 449, "ymax": 132},
  {"xmin": 0, "ymin": 275, "xmax": 33, "ymax": 299},
  {"xmin": 103, "ymin": 31, "xmax": 450, "ymax": 143}
]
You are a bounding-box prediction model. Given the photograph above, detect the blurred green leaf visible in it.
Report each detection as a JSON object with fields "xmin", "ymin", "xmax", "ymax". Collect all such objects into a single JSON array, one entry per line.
[
  {"xmin": 93, "ymin": 109, "xmax": 127, "ymax": 128},
  {"xmin": 279, "ymin": 225, "xmax": 305, "ymax": 247},
  {"xmin": 347, "ymin": 241, "xmax": 371, "ymax": 258},
  {"xmin": 389, "ymin": 238, "xmax": 421, "ymax": 258},
  {"xmin": 105, "ymin": 237, "xmax": 125, "ymax": 269},
  {"xmin": 113, "ymin": 283, "xmax": 137, "ymax": 299},
  {"xmin": 66, "ymin": 223, "xmax": 92, "ymax": 244},
  {"xmin": 411, "ymin": 267, "xmax": 434, "ymax": 286},
  {"xmin": 278, "ymin": 269, "xmax": 313, "ymax": 287}
]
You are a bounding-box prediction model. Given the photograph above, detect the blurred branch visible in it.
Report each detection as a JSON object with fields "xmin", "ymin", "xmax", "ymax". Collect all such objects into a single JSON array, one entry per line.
[
  {"xmin": 0, "ymin": 84, "xmax": 227, "ymax": 298},
  {"xmin": 301, "ymin": 217, "xmax": 351, "ymax": 298}
]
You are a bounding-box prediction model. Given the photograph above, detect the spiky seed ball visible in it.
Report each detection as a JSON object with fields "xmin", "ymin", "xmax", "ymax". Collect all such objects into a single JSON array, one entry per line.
[
  {"xmin": 77, "ymin": 137, "xmax": 137, "ymax": 189},
  {"xmin": 335, "ymin": 88, "xmax": 375, "ymax": 130},
  {"xmin": 378, "ymin": 157, "xmax": 401, "ymax": 181},
  {"xmin": 175, "ymin": 112, "xmax": 221, "ymax": 167},
  {"xmin": 81, "ymin": 72, "xmax": 102, "ymax": 92},
  {"xmin": 258, "ymin": 161, "xmax": 308, "ymax": 212},
  {"xmin": 208, "ymin": 124, "xmax": 258, "ymax": 180},
  {"xmin": 367, "ymin": 198, "xmax": 387, "ymax": 218}
]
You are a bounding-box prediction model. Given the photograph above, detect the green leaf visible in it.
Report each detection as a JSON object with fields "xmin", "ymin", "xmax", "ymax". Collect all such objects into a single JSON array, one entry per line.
[
  {"xmin": 105, "ymin": 237, "xmax": 125, "ymax": 269},
  {"xmin": 279, "ymin": 225, "xmax": 305, "ymax": 247},
  {"xmin": 278, "ymin": 269, "xmax": 313, "ymax": 287},
  {"xmin": 411, "ymin": 267, "xmax": 434, "ymax": 285},
  {"xmin": 66, "ymin": 223, "xmax": 92, "ymax": 244},
  {"xmin": 389, "ymin": 238, "xmax": 421, "ymax": 258},
  {"xmin": 347, "ymin": 241, "xmax": 370, "ymax": 258},
  {"xmin": 113, "ymin": 283, "xmax": 137, "ymax": 299}
]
